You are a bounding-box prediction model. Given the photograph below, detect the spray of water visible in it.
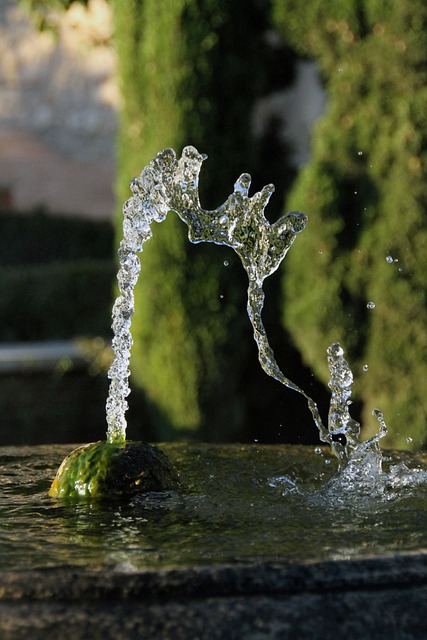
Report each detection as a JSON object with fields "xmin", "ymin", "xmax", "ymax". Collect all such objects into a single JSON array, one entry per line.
[{"xmin": 106, "ymin": 146, "xmax": 385, "ymax": 468}]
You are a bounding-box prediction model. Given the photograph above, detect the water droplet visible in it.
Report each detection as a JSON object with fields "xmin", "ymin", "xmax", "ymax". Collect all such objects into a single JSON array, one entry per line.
[
  {"xmin": 314, "ymin": 446, "xmax": 322, "ymax": 455},
  {"xmin": 406, "ymin": 436, "xmax": 413, "ymax": 444},
  {"xmin": 182, "ymin": 193, "xmax": 191, "ymax": 208},
  {"xmin": 223, "ymin": 260, "xmax": 229, "ymax": 267},
  {"xmin": 386, "ymin": 255, "xmax": 393, "ymax": 263},
  {"xmin": 367, "ymin": 301, "xmax": 376, "ymax": 310},
  {"xmin": 363, "ymin": 364, "xmax": 369, "ymax": 372},
  {"xmin": 328, "ymin": 342, "xmax": 343, "ymax": 357},
  {"xmin": 357, "ymin": 151, "xmax": 363, "ymax": 156},
  {"xmin": 219, "ymin": 294, "xmax": 224, "ymax": 299},
  {"xmin": 324, "ymin": 459, "xmax": 331, "ymax": 465}
]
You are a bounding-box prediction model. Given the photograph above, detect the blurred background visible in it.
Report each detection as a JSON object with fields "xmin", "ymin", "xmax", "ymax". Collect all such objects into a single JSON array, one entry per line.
[{"xmin": 0, "ymin": 0, "xmax": 425, "ymax": 450}]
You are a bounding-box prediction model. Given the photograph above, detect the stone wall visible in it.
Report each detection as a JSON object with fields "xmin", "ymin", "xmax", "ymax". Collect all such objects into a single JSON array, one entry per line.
[
  {"xmin": 0, "ymin": 0, "xmax": 325, "ymax": 219},
  {"xmin": 0, "ymin": 0, "xmax": 118, "ymax": 218}
]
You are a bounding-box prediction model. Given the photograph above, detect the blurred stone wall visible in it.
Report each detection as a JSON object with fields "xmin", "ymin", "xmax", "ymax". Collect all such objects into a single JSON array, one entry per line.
[
  {"xmin": 0, "ymin": 0, "xmax": 325, "ymax": 219},
  {"xmin": 0, "ymin": 0, "xmax": 118, "ymax": 218}
]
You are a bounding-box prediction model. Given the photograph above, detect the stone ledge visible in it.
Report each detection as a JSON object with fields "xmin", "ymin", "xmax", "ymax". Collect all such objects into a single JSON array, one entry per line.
[
  {"xmin": 0, "ymin": 341, "xmax": 88, "ymax": 374},
  {"xmin": 0, "ymin": 553, "xmax": 426, "ymax": 639}
]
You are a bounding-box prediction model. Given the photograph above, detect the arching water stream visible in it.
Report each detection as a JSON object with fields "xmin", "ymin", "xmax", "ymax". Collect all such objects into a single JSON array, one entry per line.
[{"xmin": 106, "ymin": 146, "xmax": 425, "ymax": 492}]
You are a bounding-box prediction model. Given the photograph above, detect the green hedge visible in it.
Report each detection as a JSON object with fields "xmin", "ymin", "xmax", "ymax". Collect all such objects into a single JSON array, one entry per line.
[
  {"xmin": 0, "ymin": 367, "xmax": 156, "ymax": 446},
  {"xmin": 0, "ymin": 369, "xmax": 109, "ymax": 445},
  {"xmin": 0, "ymin": 209, "xmax": 114, "ymax": 267},
  {"xmin": 0, "ymin": 210, "xmax": 117, "ymax": 444},
  {"xmin": 0, "ymin": 260, "xmax": 115, "ymax": 341},
  {"xmin": 0, "ymin": 210, "xmax": 115, "ymax": 341},
  {"xmin": 111, "ymin": 0, "xmax": 308, "ymax": 443},
  {"xmin": 274, "ymin": 0, "xmax": 427, "ymax": 449}
]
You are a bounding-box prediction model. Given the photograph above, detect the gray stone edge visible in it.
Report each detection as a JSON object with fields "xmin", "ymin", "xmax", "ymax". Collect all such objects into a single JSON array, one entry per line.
[{"xmin": 0, "ymin": 551, "xmax": 426, "ymax": 602}]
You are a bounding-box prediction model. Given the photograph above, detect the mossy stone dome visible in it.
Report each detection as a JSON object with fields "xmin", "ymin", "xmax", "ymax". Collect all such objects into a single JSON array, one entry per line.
[{"xmin": 49, "ymin": 441, "xmax": 181, "ymax": 499}]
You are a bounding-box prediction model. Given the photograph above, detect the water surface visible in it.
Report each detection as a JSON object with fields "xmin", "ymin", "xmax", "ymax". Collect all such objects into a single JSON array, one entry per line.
[{"xmin": 1, "ymin": 443, "xmax": 426, "ymax": 572}]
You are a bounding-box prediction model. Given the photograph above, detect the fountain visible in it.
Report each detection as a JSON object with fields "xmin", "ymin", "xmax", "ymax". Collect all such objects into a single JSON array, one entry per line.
[
  {"xmin": 1, "ymin": 147, "xmax": 427, "ymax": 638},
  {"xmin": 49, "ymin": 145, "xmax": 419, "ymax": 496}
]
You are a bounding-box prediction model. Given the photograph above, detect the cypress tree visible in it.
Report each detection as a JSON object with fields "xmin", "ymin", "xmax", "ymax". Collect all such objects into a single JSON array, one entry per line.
[
  {"xmin": 112, "ymin": 0, "xmax": 299, "ymax": 440},
  {"xmin": 273, "ymin": 0, "xmax": 427, "ymax": 448}
]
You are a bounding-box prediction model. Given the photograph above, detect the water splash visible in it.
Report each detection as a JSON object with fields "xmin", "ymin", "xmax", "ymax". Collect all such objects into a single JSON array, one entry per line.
[{"xmin": 106, "ymin": 146, "xmax": 382, "ymax": 471}]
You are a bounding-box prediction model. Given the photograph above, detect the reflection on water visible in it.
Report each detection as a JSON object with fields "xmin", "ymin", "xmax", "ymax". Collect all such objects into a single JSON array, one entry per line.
[{"xmin": 1, "ymin": 443, "xmax": 426, "ymax": 572}]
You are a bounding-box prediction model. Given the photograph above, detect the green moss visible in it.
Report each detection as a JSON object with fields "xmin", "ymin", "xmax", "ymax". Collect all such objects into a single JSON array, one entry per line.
[{"xmin": 49, "ymin": 441, "xmax": 181, "ymax": 499}]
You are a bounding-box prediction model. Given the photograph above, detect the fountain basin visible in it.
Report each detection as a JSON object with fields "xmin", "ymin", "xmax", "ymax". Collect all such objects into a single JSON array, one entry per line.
[{"xmin": 1, "ymin": 442, "xmax": 426, "ymax": 639}]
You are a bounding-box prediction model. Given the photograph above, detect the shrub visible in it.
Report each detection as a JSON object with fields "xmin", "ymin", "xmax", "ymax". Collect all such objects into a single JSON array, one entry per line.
[
  {"xmin": 112, "ymin": 0, "xmax": 305, "ymax": 441},
  {"xmin": 0, "ymin": 260, "xmax": 115, "ymax": 341},
  {"xmin": 273, "ymin": 0, "xmax": 427, "ymax": 449},
  {"xmin": 0, "ymin": 209, "xmax": 115, "ymax": 340}
]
